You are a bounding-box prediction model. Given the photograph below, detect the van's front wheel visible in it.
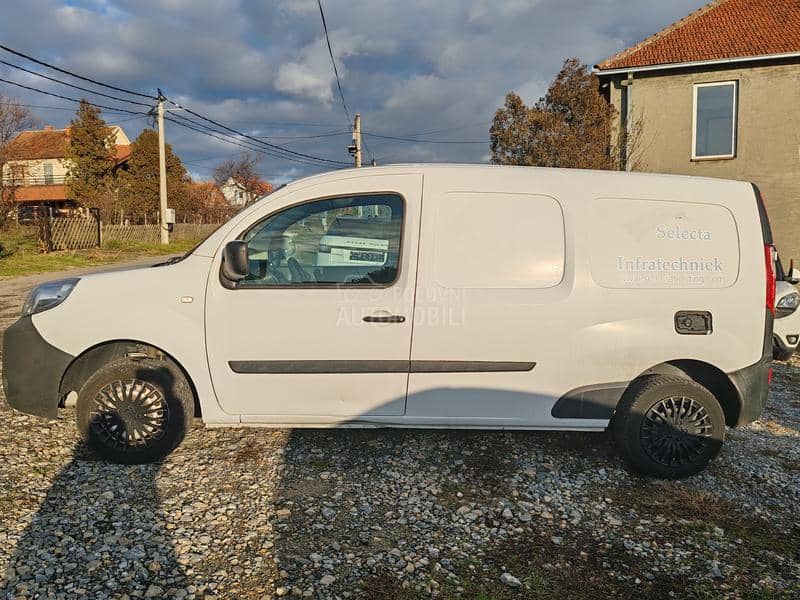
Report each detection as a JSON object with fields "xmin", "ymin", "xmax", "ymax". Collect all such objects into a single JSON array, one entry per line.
[
  {"xmin": 613, "ymin": 376, "xmax": 725, "ymax": 478},
  {"xmin": 76, "ymin": 359, "xmax": 193, "ymax": 464}
]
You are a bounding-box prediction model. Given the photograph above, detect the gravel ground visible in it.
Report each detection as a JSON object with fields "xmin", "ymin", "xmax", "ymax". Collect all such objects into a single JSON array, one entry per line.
[{"xmin": 0, "ymin": 267, "xmax": 798, "ymax": 599}]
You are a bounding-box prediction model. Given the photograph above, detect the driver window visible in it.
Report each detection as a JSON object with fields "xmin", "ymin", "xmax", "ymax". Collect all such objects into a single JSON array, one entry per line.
[{"xmin": 239, "ymin": 194, "xmax": 403, "ymax": 287}]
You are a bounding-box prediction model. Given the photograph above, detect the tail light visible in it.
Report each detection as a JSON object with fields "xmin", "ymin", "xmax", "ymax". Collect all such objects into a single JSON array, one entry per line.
[
  {"xmin": 765, "ymin": 243, "xmax": 777, "ymax": 315},
  {"xmin": 754, "ymin": 186, "xmax": 776, "ymax": 315}
]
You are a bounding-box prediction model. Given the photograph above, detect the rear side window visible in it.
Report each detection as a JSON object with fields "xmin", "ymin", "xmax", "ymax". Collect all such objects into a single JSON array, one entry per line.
[
  {"xmin": 432, "ymin": 192, "xmax": 565, "ymax": 289},
  {"xmin": 589, "ymin": 197, "xmax": 740, "ymax": 289}
]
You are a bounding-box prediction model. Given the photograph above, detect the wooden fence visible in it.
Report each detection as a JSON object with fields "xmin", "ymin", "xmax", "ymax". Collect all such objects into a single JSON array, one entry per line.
[
  {"xmin": 172, "ymin": 223, "xmax": 220, "ymax": 240},
  {"xmin": 40, "ymin": 218, "xmax": 221, "ymax": 252},
  {"xmin": 50, "ymin": 218, "xmax": 100, "ymax": 251},
  {"xmin": 101, "ymin": 223, "xmax": 160, "ymax": 245}
]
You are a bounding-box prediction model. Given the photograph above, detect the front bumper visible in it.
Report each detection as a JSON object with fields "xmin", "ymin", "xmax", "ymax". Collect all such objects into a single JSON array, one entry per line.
[
  {"xmin": 773, "ymin": 333, "xmax": 798, "ymax": 354},
  {"xmin": 2, "ymin": 316, "xmax": 74, "ymax": 419},
  {"xmin": 773, "ymin": 303, "xmax": 800, "ymax": 352}
]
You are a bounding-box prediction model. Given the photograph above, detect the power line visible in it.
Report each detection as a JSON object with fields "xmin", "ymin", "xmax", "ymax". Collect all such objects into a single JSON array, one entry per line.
[
  {"xmin": 164, "ymin": 115, "xmax": 277, "ymax": 159},
  {"xmin": 316, "ymin": 0, "xmax": 350, "ymax": 125},
  {"xmin": 0, "ymin": 76, "xmax": 146, "ymax": 115},
  {"xmin": 0, "ymin": 42, "xmax": 350, "ymax": 167},
  {"xmin": 361, "ymin": 136, "xmax": 374, "ymax": 164},
  {"xmin": 212, "ymin": 119, "xmax": 341, "ymax": 128},
  {"xmin": 107, "ymin": 114, "xmax": 149, "ymax": 125},
  {"xmin": 164, "ymin": 110, "xmax": 339, "ymax": 167},
  {"xmin": 362, "ymin": 132, "xmax": 487, "ymax": 144},
  {"xmin": 382, "ymin": 122, "xmax": 489, "ymax": 138},
  {"xmin": 254, "ymin": 130, "xmax": 350, "ymax": 141},
  {"xmin": 0, "ymin": 101, "xmax": 148, "ymax": 116},
  {"xmin": 0, "ymin": 43, "xmax": 156, "ymax": 100},
  {"xmin": 163, "ymin": 114, "xmax": 343, "ymax": 170},
  {"xmin": 0, "ymin": 59, "xmax": 154, "ymax": 108},
  {"xmin": 167, "ymin": 116, "xmax": 341, "ymax": 170},
  {"xmin": 161, "ymin": 92, "xmax": 349, "ymax": 167},
  {"xmin": 183, "ymin": 150, "xmax": 255, "ymax": 164}
]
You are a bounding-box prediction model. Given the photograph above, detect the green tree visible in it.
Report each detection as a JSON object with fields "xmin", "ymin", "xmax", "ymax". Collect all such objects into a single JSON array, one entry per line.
[
  {"xmin": 64, "ymin": 100, "xmax": 117, "ymax": 212},
  {"xmin": 490, "ymin": 58, "xmax": 630, "ymax": 170},
  {"xmin": 120, "ymin": 128, "xmax": 189, "ymax": 223}
]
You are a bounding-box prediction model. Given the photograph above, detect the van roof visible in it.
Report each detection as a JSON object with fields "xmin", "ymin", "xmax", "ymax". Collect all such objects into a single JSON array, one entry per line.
[{"xmin": 279, "ymin": 163, "xmax": 750, "ymax": 191}]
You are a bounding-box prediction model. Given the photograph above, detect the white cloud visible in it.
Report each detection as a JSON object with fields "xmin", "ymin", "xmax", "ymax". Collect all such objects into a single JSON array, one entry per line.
[{"xmin": 0, "ymin": 0, "xmax": 710, "ymax": 180}]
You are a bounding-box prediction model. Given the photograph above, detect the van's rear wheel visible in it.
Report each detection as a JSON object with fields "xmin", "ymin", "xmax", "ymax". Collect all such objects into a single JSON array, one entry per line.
[
  {"xmin": 613, "ymin": 375, "xmax": 725, "ymax": 478},
  {"xmin": 77, "ymin": 359, "xmax": 193, "ymax": 464}
]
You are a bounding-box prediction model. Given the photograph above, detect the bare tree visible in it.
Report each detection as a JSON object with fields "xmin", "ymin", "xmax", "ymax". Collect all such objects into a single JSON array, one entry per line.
[
  {"xmin": 213, "ymin": 152, "xmax": 272, "ymax": 204},
  {"xmin": 0, "ymin": 96, "xmax": 38, "ymax": 227}
]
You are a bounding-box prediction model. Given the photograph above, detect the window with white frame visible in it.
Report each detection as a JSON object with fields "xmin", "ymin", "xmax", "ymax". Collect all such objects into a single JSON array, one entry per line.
[{"xmin": 692, "ymin": 81, "xmax": 738, "ymax": 159}]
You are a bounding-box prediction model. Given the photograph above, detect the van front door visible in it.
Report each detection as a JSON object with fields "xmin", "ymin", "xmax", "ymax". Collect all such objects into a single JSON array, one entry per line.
[{"xmin": 204, "ymin": 174, "xmax": 422, "ymax": 420}]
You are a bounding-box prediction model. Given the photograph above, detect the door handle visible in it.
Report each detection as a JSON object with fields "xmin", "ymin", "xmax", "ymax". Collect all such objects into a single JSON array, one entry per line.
[{"xmin": 363, "ymin": 314, "xmax": 406, "ymax": 323}]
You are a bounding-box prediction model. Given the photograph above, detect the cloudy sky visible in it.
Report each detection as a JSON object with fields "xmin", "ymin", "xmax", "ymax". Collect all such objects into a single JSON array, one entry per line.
[{"xmin": 0, "ymin": 0, "xmax": 707, "ymax": 184}]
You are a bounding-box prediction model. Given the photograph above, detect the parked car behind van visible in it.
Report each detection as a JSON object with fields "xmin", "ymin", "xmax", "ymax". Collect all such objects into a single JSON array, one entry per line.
[
  {"xmin": 773, "ymin": 258, "xmax": 800, "ymax": 360},
  {"xmin": 2, "ymin": 165, "xmax": 776, "ymax": 478}
]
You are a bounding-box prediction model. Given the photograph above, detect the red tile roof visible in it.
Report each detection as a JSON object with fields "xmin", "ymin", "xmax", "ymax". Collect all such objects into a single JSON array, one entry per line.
[
  {"xmin": 2, "ymin": 128, "xmax": 69, "ymax": 160},
  {"xmin": 3, "ymin": 127, "xmax": 131, "ymax": 163},
  {"xmin": 4, "ymin": 184, "xmax": 68, "ymax": 203},
  {"xmin": 114, "ymin": 144, "xmax": 131, "ymax": 162},
  {"xmin": 597, "ymin": 0, "xmax": 800, "ymax": 71}
]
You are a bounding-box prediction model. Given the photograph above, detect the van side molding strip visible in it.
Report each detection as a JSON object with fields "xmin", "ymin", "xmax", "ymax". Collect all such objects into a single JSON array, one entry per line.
[
  {"xmin": 228, "ymin": 360, "xmax": 536, "ymax": 374},
  {"xmin": 410, "ymin": 361, "xmax": 535, "ymax": 373}
]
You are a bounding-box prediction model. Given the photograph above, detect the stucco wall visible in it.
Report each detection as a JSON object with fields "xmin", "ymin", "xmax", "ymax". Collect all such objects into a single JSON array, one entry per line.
[
  {"xmin": 606, "ymin": 61, "xmax": 800, "ymax": 260},
  {"xmin": 1, "ymin": 158, "xmax": 69, "ymax": 182}
]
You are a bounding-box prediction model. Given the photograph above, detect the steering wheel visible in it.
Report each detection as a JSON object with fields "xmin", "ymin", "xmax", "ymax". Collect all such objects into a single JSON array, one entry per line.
[{"xmin": 287, "ymin": 257, "xmax": 312, "ymax": 283}]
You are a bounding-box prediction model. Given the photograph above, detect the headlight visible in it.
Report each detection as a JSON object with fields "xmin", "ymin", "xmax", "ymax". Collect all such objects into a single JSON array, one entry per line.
[
  {"xmin": 776, "ymin": 291, "xmax": 800, "ymax": 318},
  {"xmin": 21, "ymin": 278, "xmax": 79, "ymax": 317}
]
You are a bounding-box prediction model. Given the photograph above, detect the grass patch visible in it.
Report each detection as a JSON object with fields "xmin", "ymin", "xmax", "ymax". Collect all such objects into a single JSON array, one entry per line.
[
  {"xmin": 0, "ymin": 229, "xmax": 199, "ymax": 278},
  {"xmin": 607, "ymin": 482, "xmax": 799, "ymax": 560},
  {"xmin": 360, "ymin": 482, "xmax": 799, "ymax": 599},
  {"xmin": 361, "ymin": 532, "xmax": 682, "ymax": 600}
]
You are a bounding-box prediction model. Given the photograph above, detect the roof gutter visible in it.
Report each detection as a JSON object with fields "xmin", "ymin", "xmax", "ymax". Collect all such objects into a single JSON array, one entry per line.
[{"xmin": 594, "ymin": 51, "xmax": 800, "ymax": 76}]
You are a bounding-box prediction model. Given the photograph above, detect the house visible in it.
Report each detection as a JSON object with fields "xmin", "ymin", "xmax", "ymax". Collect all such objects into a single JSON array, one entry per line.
[
  {"xmin": 595, "ymin": 0, "xmax": 800, "ymax": 260},
  {"xmin": 219, "ymin": 176, "xmax": 273, "ymax": 207},
  {"xmin": 1, "ymin": 124, "xmax": 131, "ymax": 216}
]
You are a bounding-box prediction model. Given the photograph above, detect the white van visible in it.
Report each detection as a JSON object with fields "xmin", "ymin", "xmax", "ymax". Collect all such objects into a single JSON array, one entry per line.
[{"xmin": 2, "ymin": 165, "xmax": 776, "ymax": 478}]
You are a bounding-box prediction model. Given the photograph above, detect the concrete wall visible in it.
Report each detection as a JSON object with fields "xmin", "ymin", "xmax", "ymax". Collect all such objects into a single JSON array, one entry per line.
[{"xmin": 605, "ymin": 60, "xmax": 800, "ymax": 260}]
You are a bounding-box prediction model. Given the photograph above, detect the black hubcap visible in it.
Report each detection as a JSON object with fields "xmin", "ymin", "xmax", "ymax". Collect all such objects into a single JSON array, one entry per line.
[
  {"xmin": 89, "ymin": 379, "xmax": 169, "ymax": 450},
  {"xmin": 640, "ymin": 396, "xmax": 714, "ymax": 467}
]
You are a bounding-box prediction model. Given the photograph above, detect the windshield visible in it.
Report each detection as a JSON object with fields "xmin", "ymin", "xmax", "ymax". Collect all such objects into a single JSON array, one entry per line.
[{"xmin": 152, "ymin": 222, "xmax": 227, "ymax": 267}]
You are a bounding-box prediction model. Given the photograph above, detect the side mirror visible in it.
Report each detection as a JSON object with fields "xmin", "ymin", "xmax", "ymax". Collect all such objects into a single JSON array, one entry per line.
[{"xmin": 221, "ymin": 240, "xmax": 249, "ymax": 282}]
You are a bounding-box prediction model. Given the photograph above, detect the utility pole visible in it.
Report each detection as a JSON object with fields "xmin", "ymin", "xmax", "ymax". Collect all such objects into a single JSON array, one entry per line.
[
  {"xmin": 156, "ymin": 89, "xmax": 169, "ymax": 244},
  {"xmin": 348, "ymin": 113, "xmax": 362, "ymax": 168}
]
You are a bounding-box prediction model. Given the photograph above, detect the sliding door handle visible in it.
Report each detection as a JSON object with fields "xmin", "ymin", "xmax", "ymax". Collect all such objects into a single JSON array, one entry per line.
[{"xmin": 363, "ymin": 314, "xmax": 406, "ymax": 323}]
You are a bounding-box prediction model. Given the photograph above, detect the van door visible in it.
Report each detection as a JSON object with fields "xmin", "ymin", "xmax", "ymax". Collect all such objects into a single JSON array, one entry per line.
[
  {"xmin": 407, "ymin": 188, "xmax": 568, "ymax": 425},
  {"xmin": 205, "ymin": 174, "xmax": 422, "ymax": 420}
]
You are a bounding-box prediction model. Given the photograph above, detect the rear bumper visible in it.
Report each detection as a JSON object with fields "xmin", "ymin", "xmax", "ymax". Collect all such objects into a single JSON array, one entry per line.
[
  {"xmin": 2, "ymin": 316, "xmax": 74, "ymax": 419},
  {"xmin": 728, "ymin": 354, "xmax": 771, "ymax": 427},
  {"xmin": 728, "ymin": 309, "xmax": 774, "ymax": 427}
]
